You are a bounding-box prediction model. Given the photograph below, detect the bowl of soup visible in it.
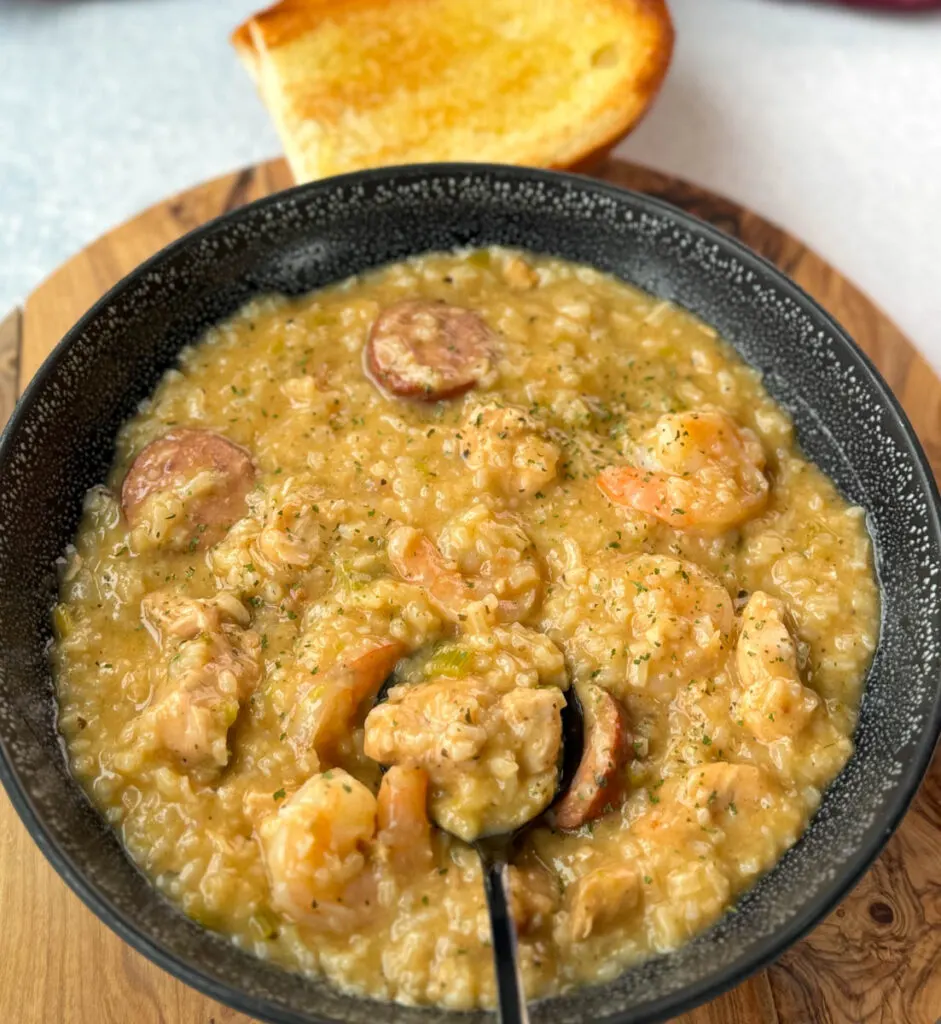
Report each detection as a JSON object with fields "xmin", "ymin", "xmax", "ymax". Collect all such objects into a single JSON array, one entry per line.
[{"xmin": 1, "ymin": 165, "xmax": 939, "ymax": 1024}]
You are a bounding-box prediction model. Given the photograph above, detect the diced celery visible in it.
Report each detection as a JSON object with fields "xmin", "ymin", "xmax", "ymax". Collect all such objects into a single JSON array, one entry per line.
[
  {"xmin": 334, "ymin": 561, "xmax": 370, "ymax": 593},
  {"xmin": 215, "ymin": 699, "xmax": 239, "ymax": 728},
  {"xmin": 248, "ymin": 909, "xmax": 281, "ymax": 940},
  {"xmin": 467, "ymin": 249, "xmax": 492, "ymax": 268},
  {"xmin": 425, "ymin": 646, "xmax": 472, "ymax": 678},
  {"xmin": 53, "ymin": 604, "xmax": 74, "ymax": 639}
]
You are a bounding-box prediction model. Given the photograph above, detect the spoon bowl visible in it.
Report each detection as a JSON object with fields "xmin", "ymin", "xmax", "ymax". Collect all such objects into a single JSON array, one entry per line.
[
  {"xmin": 371, "ymin": 675, "xmax": 585, "ymax": 1024},
  {"xmin": 470, "ymin": 685, "xmax": 585, "ymax": 1024}
]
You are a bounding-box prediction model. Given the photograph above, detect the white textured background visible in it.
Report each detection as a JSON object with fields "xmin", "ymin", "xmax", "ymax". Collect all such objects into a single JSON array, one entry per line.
[{"xmin": 1, "ymin": 0, "xmax": 940, "ymax": 368}]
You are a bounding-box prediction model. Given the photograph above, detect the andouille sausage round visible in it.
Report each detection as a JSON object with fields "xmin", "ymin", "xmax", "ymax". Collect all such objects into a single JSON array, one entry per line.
[
  {"xmin": 121, "ymin": 429, "xmax": 255, "ymax": 548},
  {"xmin": 554, "ymin": 683, "xmax": 632, "ymax": 831},
  {"xmin": 366, "ymin": 300, "xmax": 494, "ymax": 400}
]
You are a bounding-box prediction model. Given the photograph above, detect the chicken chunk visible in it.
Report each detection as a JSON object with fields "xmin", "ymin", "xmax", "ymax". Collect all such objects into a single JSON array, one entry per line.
[
  {"xmin": 365, "ymin": 675, "xmax": 564, "ymax": 841},
  {"xmin": 565, "ymin": 865, "xmax": 641, "ymax": 942},
  {"xmin": 138, "ymin": 589, "xmax": 260, "ymax": 773},
  {"xmin": 148, "ymin": 627, "xmax": 261, "ymax": 771},
  {"xmin": 141, "ymin": 589, "xmax": 250, "ymax": 644},
  {"xmin": 680, "ymin": 762, "xmax": 773, "ymax": 815}
]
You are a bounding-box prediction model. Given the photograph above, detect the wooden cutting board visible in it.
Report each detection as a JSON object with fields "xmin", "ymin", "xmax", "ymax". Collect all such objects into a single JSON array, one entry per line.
[{"xmin": 1, "ymin": 157, "xmax": 939, "ymax": 1024}]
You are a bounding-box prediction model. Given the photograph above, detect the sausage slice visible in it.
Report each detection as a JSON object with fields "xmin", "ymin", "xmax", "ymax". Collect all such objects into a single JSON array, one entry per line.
[
  {"xmin": 121, "ymin": 429, "xmax": 255, "ymax": 548},
  {"xmin": 366, "ymin": 300, "xmax": 494, "ymax": 400},
  {"xmin": 554, "ymin": 683, "xmax": 631, "ymax": 831}
]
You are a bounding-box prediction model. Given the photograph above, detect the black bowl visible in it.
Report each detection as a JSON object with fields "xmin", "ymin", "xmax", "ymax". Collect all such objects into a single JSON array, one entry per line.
[{"xmin": 1, "ymin": 165, "xmax": 940, "ymax": 1024}]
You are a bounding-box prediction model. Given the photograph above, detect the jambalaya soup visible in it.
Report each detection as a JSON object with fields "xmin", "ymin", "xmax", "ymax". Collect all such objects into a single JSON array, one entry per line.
[{"xmin": 53, "ymin": 248, "xmax": 879, "ymax": 1008}]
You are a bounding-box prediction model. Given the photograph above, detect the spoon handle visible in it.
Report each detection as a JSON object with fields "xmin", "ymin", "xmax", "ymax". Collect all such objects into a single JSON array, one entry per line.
[{"xmin": 480, "ymin": 855, "xmax": 530, "ymax": 1024}]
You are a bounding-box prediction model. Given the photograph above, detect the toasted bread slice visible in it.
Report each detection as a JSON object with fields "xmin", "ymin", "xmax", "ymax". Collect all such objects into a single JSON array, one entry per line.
[{"xmin": 233, "ymin": 0, "xmax": 673, "ymax": 182}]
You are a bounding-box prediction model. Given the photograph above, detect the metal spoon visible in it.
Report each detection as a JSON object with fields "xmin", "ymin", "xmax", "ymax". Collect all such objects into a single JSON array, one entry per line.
[{"xmin": 372, "ymin": 678, "xmax": 584, "ymax": 1024}]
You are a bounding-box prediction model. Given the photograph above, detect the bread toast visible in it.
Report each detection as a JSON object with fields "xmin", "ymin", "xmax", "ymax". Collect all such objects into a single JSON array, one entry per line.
[{"xmin": 233, "ymin": 0, "xmax": 673, "ymax": 182}]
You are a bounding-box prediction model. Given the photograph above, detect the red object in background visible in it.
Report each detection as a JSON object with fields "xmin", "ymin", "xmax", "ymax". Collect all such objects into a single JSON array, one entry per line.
[{"xmin": 832, "ymin": 0, "xmax": 941, "ymax": 8}]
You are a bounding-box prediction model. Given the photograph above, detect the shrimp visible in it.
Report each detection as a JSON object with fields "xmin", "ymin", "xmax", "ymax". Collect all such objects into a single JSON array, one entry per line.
[
  {"xmin": 254, "ymin": 488, "xmax": 328, "ymax": 570},
  {"xmin": 257, "ymin": 770, "xmax": 379, "ymax": 932},
  {"xmin": 632, "ymin": 760, "xmax": 794, "ymax": 871},
  {"xmin": 460, "ymin": 402, "xmax": 560, "ymax": 498},
  {"xmin": 598, "ymin": 408, "xmax": 769, "ymax": 533},
  {"xmin": 388, "ymin": 505, "xmax": 542, "ymax": 625},
  {"xmin": 286, "ymin": 637, "xmax": 404, "ymax": 756},
  {"xmin": 210, "ymin": 484, "xmax": 339, "ymax": 597},
  {"xmin": 376, "ymin": 765, "xmax": 434, "ymax": 873},
  {"xmin": 546, "ymin": 551, "xmax": 733, "ymax": 699},
  {"xmin": 736, "ymin": 591, "xmax": 820, "ymax": 742},
  {"xmin": 626, "ymin": 554, "xmax": 734, "ymax": 695}
]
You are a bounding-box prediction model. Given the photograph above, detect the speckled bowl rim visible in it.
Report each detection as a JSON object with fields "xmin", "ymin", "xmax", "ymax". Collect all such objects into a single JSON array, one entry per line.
[{"xmin": 1, "ymin": 163, "xmax": 940, "ymax": 1024}]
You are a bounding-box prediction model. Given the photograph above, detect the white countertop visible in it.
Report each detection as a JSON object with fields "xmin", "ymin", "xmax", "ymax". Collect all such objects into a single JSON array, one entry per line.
[{"xmin": 2, "ymin": 0, "xmax": 940, "ymax": 370}]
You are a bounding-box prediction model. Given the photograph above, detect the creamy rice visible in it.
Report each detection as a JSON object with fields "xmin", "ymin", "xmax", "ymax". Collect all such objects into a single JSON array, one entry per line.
[{"xmin": 53, "ymin": 248, "xmax": 878, "ymax": 1007}]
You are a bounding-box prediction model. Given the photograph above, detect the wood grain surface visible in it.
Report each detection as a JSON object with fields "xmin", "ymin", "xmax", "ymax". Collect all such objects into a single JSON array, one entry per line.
[
  {"xmin": 0, "ymin": 307, "xmax": 20, "ymax": 432},
  {"xmin": 2, "ymin": 157, "xmax": 939, "ymax": 1024}
]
